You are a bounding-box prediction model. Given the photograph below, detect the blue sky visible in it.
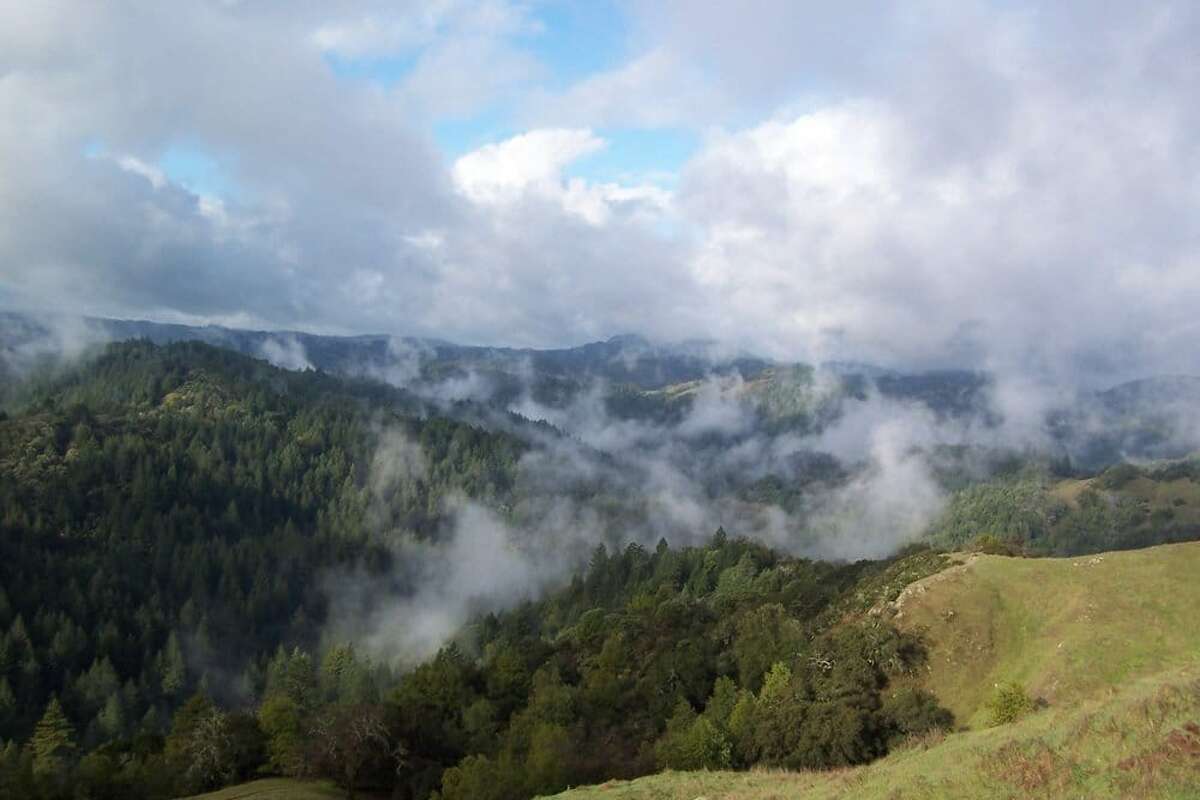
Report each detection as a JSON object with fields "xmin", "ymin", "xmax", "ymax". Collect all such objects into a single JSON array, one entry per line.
[
  {"xmin": 320, "ymin": 1, "xmax": 697, "ymax": 184},
  {"xmin": 523, "ymin": 0, "xmax": 629, "ymax": 90},
  {"xmin": 158, "ymin": 145, "xmax": 238, "ymax": 199},
  {"xmin": 151, "ymin": 1, "xmax": 695, "ymax": 197}
]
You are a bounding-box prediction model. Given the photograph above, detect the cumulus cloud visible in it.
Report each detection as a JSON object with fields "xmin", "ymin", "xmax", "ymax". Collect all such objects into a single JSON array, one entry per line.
[
  {"xmin": 452, "ymin": 128, "xmax": 672, "ymax": 225},
  {"xmin": 1, "ymin": 1, "xmax": 1198, "ymax": 384},
  {"xmin": 453, "ymin": 128, "xmax": 604, "ymax": 202}
]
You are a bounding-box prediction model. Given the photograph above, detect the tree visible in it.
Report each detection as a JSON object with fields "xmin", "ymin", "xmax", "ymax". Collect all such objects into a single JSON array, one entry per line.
[
  {"xmin": 881, "ymin": 687, "xmax": 954, "ymax": 745},
  {"xmin": 224, "ymin": 711, "xmax": 268, "ymax": 783},
  {"xmin": 31, "ymin": 696, "xmax": 76, "ymax": 782},
  {"xmin": 258, "ymin": 693, "xmax": 308, "ymax": 777},
  {"xmin": 164, "ymin": 693, "xmax": 215, "ymax": 767},
  {"xmin": 0, "ymin": 739, "xmax": 35, "ymax": 799},
  {"xmin": 185, "ymin": 707, "xmax": 236, "ymax": 792},
  {"xmin": 309, "ymin": 704, "xmax": 396, "ymax": 800},
  {"xmin": 0, "ymin": 677, "xmax": 15, "ymax": 718},
  {"xmin": 439, "ymin": 753, "xmax": 522, "ymax": 800},
  {"xmin": 732, "ymin": 603, "xmax": 803, "ymax": 691},
  {"xmin": 654, "ymin": 700, "xmax": 732, "ymax": 771},
  {"xmin": 96, "ymin": 694, "xmax": 125, "ymax": 740},
  {"xmin": 522, "ymin": 722, "xmax": 575, "ymax": 796},
  {"xmin": 159, "ymin": 632, "xmax": 187, "ymax": 698}
]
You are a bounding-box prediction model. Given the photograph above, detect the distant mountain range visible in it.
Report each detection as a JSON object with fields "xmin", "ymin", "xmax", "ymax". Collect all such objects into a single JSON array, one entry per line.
[
  {"xmin": 0, "ymin": 312, "xmax": 774, "ymax": 389},
  {"xmin": 3, "ymin": 311, "xmax": 1199, "ymax": 466}
]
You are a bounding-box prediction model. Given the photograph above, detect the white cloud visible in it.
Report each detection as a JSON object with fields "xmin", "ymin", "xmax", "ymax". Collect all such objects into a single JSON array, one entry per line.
[
  {"xmin": 453, "ymin": 128, "xmax": 605, "ymax": 203},
  {"xmin": 452, "ymin": 128, "xmax": 672, "ymax": 226},
  {"xmin": 114, "ymin": 155, "xmax": 167, "ymax": 189},
  {"xmin": 311, "ymin": 1, "xmax": 537, "ymax": 58},
  {"xmin": 258, "ymin": 335, "xmax": 313, "ymax": 371},
  {"xmin": 525, "ymin": 48, "xmax": 724, "ymax": 129},
  {"xmin": 1, "ymin": 1, "xmax": 1199, "ymax": 383}
]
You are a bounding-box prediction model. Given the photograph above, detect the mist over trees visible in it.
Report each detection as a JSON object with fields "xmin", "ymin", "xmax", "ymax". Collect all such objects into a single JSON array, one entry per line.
[{"xmin": 1, "ymin": 336, "xmax": 1199, "ymax": 798}]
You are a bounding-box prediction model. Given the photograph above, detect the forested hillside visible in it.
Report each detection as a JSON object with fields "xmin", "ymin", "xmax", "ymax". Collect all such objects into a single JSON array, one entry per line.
[
  {"xmin": 403, "ymin": 537, "xmax": 951, "ymax": 800},
  {"xmin": 549, "ymin": 542, "xmax": 1200, "ymax": 800},
  {"xmin": 2, "ymin": 339, "xmax": 1199, "ymax": 800},
  {"xmin": 0, "ymin": 340, "xmax": 959, "ymax": 799},
  {"xmin": 0, "ymin": 341, "xmax": 527, "ymax": 797},
  {"xmin": 926, "ymin": 461, "xmax": 1200, "ymax": 555}
]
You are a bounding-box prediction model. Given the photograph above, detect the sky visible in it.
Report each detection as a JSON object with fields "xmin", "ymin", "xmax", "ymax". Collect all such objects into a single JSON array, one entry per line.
[{"xmin": 1, "ymin": 1, "xmax": 1198, "ymax": 382}]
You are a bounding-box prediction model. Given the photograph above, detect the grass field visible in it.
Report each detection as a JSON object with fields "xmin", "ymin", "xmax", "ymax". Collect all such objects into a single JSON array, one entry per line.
[
  {"xmin": 184, "ymin": 778, "xmax": 350, "ymax": 799},
  {"xmin": 548, "ymin": 542, "xmax": 1200, "ymax": 800},
  {"xmin": 891, "ymin": 540, "xmax": 1200, "ymax": 728}
]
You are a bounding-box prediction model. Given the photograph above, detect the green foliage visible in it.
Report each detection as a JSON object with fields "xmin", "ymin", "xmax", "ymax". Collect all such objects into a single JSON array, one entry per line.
[
  {"xmin": 880, "ymin": 687, "xmax": 955, "ymax": 745},
  {"xmin": 731, "ymin": 603, "xmax": 803, "ymax": 692},
  {"xmin": 31, "ymin": 696, "xmax": 76, "ymax": 779},
  {"xmin": 967, "ymin": 533, "xmax": 1025, "ymax": 556},
  {"xmin": 258, "ymin": 694, "xmax": 308, "ymax": 778},
  {"xmin": 0, "ymin": 340, "xmax": 521, "ymax": 751},
  {"xmin": 405, "ymin": 540, "xmax": 948, "ymax": 798},
  {"xmin": 654, "ymin": 702, "xmax": 732, "ymax": 771},
  {"xmin": 159, "ymin": 633, "xmax": 187, "ymax": 698},
  {"xmin": 158, "ymin": 692, "xmax": 266, "ymax": 794},
  {"xmin": 439, "ymin": 753, "xmax": 523, "ymax": 800},
  {"xmin": 0, "ymin": 340, "xmax": 965, "ymax": 800},
  {"xmin": 926, "ymin": 477, "xmax": 1060, "ymax": 549},
  {"xmin": 987, "ymin": 682, "xmax": 1036, "ymax": 725},
  {"xmin": 1097, "ymin": 462, "xmax": 1141, "ymax": 490},
  {"xmin": 926, "ymin": 468, "xmax": 1200, "ymax": 556}
]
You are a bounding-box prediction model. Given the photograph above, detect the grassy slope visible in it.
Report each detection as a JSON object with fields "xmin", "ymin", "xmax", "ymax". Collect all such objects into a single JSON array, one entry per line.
[
  {"xmin": 183, "ymin": 778, "xmax": 346, "ymax": 799},
  {"xmin": 549, "ymin": 542, "xmax": 1200, "ymax": 800},
  {"xmin": 892, "ymin": 541, "xmax": 1200, "ymax": 728}
]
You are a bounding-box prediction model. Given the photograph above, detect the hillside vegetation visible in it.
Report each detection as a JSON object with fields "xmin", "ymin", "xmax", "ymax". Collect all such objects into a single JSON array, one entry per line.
[
  {"xmin": 926, "ymin": 464, "xmax": 1200, "ymax": 556},
  {"xmin": 890, "ymin": 541, "xmax": 1200, "ymax": 728},
  {"xmin": 6, "ymin": 339, "xmax": 1200, "ymax": 800},
  {"xmin": 548, "ymin": 542, "xmax": 1200, "ymax": 799}
]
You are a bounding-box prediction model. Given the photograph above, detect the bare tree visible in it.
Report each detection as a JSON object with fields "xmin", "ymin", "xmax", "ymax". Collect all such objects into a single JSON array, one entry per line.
[{"xmin": 310, "ymin": 704, "xmax": 393, "ymax": 800}]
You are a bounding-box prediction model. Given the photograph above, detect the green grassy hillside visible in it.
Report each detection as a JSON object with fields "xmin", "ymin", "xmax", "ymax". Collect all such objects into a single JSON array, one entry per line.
[
  {"xmin": 547, "ymin": 542, "xmax": 1200, "ymax": 799},
  {"xmin": 183, "ymin": 778, "xmax": 345, "ymax": 799},
  {"xmin": 890, "ymin": 541, "xmax": 1200, "ymax": 728}
]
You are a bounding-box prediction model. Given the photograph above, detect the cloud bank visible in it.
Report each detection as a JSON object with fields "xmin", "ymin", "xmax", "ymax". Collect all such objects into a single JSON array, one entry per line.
[{"xmin": 1, "ymin": 1, "xmax": 1198, "ymax": 385}]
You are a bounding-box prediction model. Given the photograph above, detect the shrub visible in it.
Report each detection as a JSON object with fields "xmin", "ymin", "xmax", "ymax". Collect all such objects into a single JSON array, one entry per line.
[
  {"xmin": 654, "ymin": 701, "xmax": 733, "ymax": 771},
  {"xmin": 969, "ymin": 534, "xmax": 1024, "ymax": 556},
  {"xmin": 882, "ymin": 687, "xmax": 954, "ymax": 745},
  {"xmin": 987, "ymin": 682, "xmax": 1035, "ymax": 725},
  {"xmin": 1098, "ymin": 462, "xmax": 1141, "ymax": 490}
]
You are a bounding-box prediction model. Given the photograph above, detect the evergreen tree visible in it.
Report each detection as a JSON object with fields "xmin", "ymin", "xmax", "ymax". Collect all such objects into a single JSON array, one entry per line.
[
  {"xmin": 0, "ymin": 678, "xmax": 14, "ymax": 718},
  {"xmin": 96, "ymin": 694, "xmax": 124, "ymax": 740},
  {"xmin": 30, "ymin": 696, "xmax": 76, "ymax": 778},
  {"xmin": 160, "ymin": 632, "xmax": 187, "ymax": 698}
]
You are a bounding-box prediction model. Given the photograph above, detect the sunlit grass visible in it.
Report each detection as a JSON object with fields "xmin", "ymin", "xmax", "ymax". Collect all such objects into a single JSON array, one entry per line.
[
  {"xmin": 549, "ymin": 542, "xmax": 1200, "ymax": 800},
  {"xmin": 185, "ymin": 777, "xmax": 345, "ymax": 799}
]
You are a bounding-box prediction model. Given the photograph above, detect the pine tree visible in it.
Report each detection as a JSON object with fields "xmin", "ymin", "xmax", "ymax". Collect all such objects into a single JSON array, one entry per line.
[
  {"xmin": 160, "ymin": 632, "xmax": 187, "ymax": 697},
  {"xmin": 97, "ymin": 694, "xmax": 124, "ymax": 739},
  {"xmin": 30, "ymin": 696, "xmax": 76, "ymax": 777}
]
